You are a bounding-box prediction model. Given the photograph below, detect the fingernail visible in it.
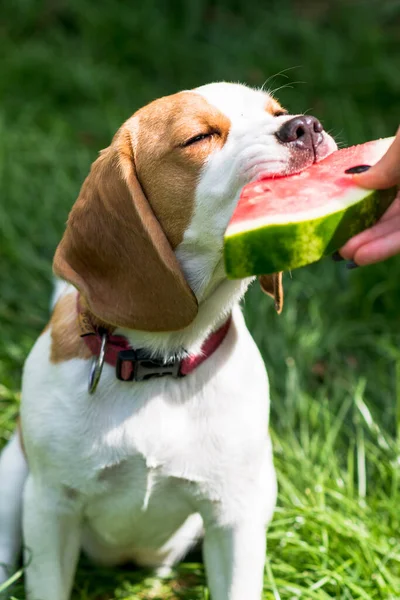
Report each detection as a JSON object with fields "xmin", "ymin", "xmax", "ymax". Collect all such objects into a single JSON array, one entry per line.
[
  {"xmin": 345, "ymin": 165, "xmax": 371, "ymax": 174},
  {"xmin": 332, "ymin": 251, "xmax": 345, "ymax": 262},
  {"xmin": 346, "ymin": 260, "xmax": 359, "ymax": 270}
]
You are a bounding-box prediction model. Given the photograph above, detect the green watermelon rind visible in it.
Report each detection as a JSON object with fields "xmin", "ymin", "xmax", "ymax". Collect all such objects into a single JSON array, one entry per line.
[{"xmin": 224, "ymin": 186, "xmax": 397, "ymax": 278}]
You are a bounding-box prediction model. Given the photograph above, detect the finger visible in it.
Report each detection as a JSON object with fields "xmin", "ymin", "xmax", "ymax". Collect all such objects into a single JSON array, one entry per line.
[
  {"xmin": 340, "ymin": 214, "xmax": 400, "ymax": 259},
  {"xmin": 354, "ymin": 229, "xmax": 400, "ymax": 265},
  {"xmin": 338, "ymin": 193, "xmax": 400, "ymax": 260},
  {"xmin": 353, "ymin": 127, "xmax": 400, "ymax": 189}
]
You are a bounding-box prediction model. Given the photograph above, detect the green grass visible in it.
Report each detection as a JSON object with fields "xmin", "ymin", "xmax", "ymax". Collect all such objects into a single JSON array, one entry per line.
[{"xmin": 1, "ymin": 0, "xmax": 400, "ymax": 597}]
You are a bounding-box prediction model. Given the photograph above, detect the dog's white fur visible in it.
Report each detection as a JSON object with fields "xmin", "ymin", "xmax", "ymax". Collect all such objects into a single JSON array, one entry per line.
[{"xmin": 0, "ymin": 82, "xmax": 336, "ymax": 600}]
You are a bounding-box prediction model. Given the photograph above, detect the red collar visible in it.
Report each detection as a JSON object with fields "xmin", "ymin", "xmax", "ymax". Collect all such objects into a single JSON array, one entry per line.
[{"xmin": 78, "ymin": 298, "xmax": 231, "ymax": 382}]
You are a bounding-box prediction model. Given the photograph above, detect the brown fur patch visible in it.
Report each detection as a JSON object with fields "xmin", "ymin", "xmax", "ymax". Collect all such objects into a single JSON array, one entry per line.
[
  {"xmin": 52, "ymin": 90, "xmax": 232, "ymax": 331},
  {"xmin": 53, "ymin": 136, "xmax": 198, "ymax": 331},
  {"xmin": 133, "ymin": 91, "xmax": 231, "ymax": 248},
  {"xmin": 259, "ymin": 273, "xmax": 284, "ymax": 314},
  {"xmin": 265, "ymin": 97, "xmax": 286, "ymax": 116},
  {"xmin": 50, "ymin": 292, "xmax": 92, "ymax": 363}
]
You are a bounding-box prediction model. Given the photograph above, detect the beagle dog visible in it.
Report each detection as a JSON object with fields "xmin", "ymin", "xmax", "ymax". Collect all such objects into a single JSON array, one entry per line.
[{"xmin": 0, "ymin": 82, "xmax": 336, "ymax": 600}]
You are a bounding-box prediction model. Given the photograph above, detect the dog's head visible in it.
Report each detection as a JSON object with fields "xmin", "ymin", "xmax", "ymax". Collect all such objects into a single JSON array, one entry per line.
[{"xmin": 54, "ymin": 82, "xmax": 336, "ymax": 332}]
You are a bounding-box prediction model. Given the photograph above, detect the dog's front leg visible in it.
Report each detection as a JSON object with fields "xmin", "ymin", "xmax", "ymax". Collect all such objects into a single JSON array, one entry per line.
[
  {"xmin": 23, "ymin": 475, "xmax": 81, "ymax": 600},
  {"xmin": 203, "ymin": 521, "xmax": 267, "ymax": 600}
]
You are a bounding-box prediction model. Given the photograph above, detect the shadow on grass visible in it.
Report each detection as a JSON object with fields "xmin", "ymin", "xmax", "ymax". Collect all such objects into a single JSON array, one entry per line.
[
  {"xmin": 2, "ymin": 549, "xmax": 207, "ymax": 600},
  {"xmin": 72, "ymin": 550, "xmax": 206, "ymax": 600}
]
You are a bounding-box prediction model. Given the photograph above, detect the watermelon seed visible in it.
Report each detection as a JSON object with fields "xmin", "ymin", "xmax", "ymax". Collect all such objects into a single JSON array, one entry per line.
[
  {"xmin": 332, "ymin": 251, "xmax": 344, "ymax": 262},
  {"xmin": 344, "ymin": 165, "xmax": 371, "ymax": 174}
]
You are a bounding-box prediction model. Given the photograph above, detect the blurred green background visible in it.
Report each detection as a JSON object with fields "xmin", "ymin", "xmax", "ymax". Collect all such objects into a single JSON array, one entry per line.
[{"xmin": 1, "ymin": 0, "xmax": 400, "ymax": 598}]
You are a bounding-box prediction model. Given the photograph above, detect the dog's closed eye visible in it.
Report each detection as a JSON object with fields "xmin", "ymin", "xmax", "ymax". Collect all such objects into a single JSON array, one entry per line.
[{"xmin": 182, "ymin": 131, "xmax": 218, "ymax": 147}]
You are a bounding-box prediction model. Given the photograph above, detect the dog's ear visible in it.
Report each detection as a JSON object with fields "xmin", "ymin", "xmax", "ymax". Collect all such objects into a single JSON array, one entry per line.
[
  {"xmin": 53, "ymin": 131, "xmax": 198, "ymax": 332},
  {"xmin": 259, "ymin": 273, "xmax": 284, "ymax": 314}
]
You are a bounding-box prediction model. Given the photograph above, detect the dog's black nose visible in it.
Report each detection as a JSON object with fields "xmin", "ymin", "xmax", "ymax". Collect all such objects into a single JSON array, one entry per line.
[{"xmin": 276, "ymin": 116, "xmax": 323, "ymax": 150}]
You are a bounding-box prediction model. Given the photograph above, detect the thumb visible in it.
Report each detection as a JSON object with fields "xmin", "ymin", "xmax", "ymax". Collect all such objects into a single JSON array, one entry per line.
[{"xmin": 352, "ymin": 127, "xmax": 400, "ymax": 189}]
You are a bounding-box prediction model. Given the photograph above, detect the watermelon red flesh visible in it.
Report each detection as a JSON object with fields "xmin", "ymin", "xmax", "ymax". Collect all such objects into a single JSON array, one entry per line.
[{"xmin": 224, "ymin": 137, "xmax": 397, "ymax": 278}]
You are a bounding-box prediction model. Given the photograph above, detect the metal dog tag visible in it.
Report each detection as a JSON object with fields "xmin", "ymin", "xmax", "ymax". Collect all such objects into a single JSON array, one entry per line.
[{"xmin": 88, "ymin": 333, "xmax": 107, "ymax": 394}]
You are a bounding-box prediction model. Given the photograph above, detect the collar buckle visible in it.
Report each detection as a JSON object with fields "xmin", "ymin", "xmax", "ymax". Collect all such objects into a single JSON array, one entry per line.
[{"xmin": 116, "ymin": 349, "xmax": 184, "ymax": 382}]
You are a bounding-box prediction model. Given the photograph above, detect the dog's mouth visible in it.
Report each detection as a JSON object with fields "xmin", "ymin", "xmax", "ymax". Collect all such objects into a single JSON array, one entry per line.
[
  {"xmin": 270, "ymin": 115, "xmax": 337, "ymax": 178},
  {"xmin": 250, "ymin": 133, "xmax": 336, "ymax": 183},
  {"xmin": 284, "ymin": 138, "xmax": 334, "ymax": 175}
]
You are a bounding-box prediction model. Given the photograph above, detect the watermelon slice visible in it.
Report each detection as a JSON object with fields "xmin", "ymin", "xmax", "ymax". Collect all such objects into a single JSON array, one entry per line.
[{"xmin": 224, "ymin": 137, "xmax": 397, "ymax": 278}]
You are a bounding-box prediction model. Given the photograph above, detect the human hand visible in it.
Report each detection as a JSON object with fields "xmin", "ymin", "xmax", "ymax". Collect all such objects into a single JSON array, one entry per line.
[{"xmin": 339, "ymin": 127, "xmax": 400, "ymax": 266}]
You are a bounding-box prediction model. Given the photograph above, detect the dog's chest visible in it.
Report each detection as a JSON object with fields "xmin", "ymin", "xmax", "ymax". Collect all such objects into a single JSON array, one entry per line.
[
  {"xmin": 64, "ymin": 370, "xmax": 267, "ymax": 499},
  {"xmin": 22, "ymin": 313, "xmax": 271, "ymax": 504}
]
